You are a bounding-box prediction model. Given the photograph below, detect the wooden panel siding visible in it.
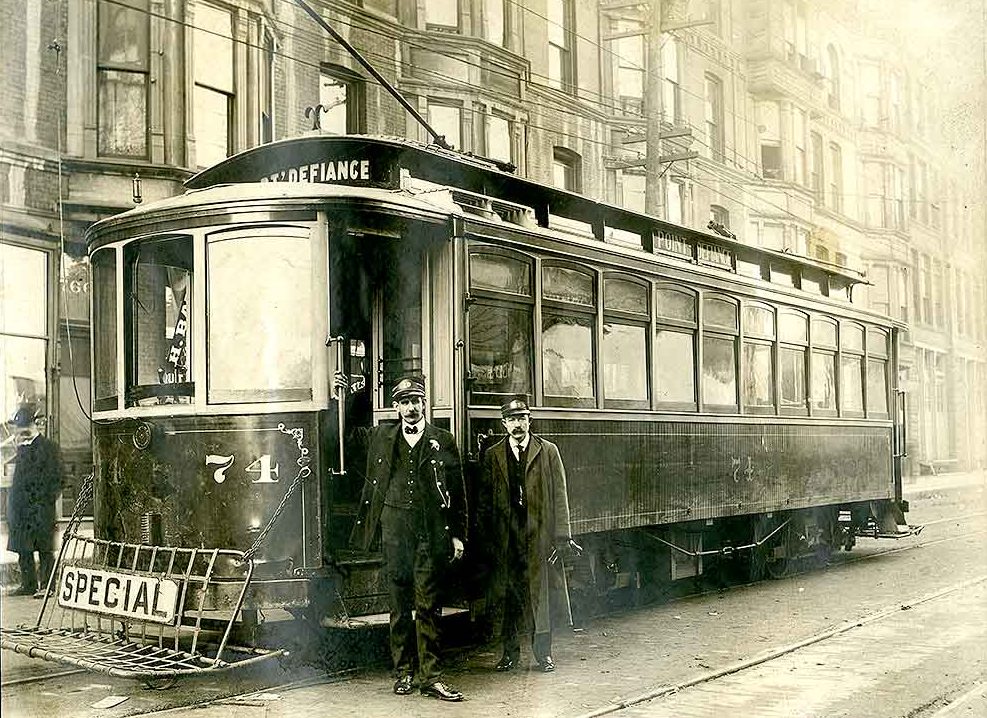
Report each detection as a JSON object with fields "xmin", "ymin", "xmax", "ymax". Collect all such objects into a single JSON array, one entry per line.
[{"xmin": 471, "ymin": 417, "xmax": 892, "ymax": 535}]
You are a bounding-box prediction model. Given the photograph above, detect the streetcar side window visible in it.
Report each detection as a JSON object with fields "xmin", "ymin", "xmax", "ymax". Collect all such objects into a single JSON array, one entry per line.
[
  {"xmin": 206, "ymin": 227, "xmax": 313, "ymax": 403},
  {"xmin": 468, "ymin": 250, "xmax": 533, "ymax": 405},
  {"xmin": 811, "ymin": 317, "xmax": 838, "ymax": 414},
  {"xmin": 602, "ymin": 275, "xmax": 649, "ymax": 407},
  {"xmin": 701, "ymin": 294, "xmax": 739, "ymax": 410},
  {"xmin": 742, "ymin": 302, "xmax": 775, "ymax": 412},
  {"xmin": 779, "ymin": 310, "xmax": 809, "ymax": 414},
  {"xmin": 125, "ymin": 236, "xmax": 193, "ymax": 406},
  {"xmin": 655, "ymin": 285, "xmax": 696, "ymax": 407},
  {"xmin": 840, "ymin": 321, "xmax": 865, "ymax": 416},
  {"xmin": 866, "ymin": 327, "xmax": 890, "ymax": 417},
  {"xmin": 542, "ymin": 263, "xmax": 596, "ymax": 407},
  {"xmin": 92, "ymin": 248, "xmax": 118, "ymax": 411}
]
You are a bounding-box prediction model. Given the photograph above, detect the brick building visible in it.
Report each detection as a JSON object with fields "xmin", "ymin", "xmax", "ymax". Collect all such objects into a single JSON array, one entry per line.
[{"xmin": 1, "ymin": 0, "xmax": 985, "ymax": 533}]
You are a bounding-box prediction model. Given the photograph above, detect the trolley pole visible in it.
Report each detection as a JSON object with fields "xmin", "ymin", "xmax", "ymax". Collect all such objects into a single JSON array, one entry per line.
[{"xmin": 644, "ymin": 0, "xmax": 663, "ymax": 217}]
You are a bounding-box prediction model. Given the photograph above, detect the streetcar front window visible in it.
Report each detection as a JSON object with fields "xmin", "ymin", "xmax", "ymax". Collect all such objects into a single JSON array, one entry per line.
[
  {"xmin": 125, "ymin": 236, "xmax": 193, "ymax": 406},
  {"xmin": 207, "ymin": 227, "xmax": 313, "ymax": 403},
  {"xmin": 92, "ymin": 249, "xmax": 118, "ymax": 411}
]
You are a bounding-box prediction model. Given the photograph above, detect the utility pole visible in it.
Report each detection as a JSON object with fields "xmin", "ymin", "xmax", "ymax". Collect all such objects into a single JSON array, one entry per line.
[{"xmin": 644, "ymin": 0, "xmax": 663, "ymax": 216}]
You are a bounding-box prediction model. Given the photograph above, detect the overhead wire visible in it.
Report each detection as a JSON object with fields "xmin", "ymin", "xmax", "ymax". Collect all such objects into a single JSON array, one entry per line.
[{"xmin": 94, "ymin": 0, "xmax": 963, "ymax": 230}]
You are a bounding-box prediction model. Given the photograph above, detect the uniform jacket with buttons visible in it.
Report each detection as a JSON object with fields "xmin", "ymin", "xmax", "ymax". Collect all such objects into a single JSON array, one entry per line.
[{"xmin": 350, "ymin": 422, "xmax": 467, "ymax": 553}]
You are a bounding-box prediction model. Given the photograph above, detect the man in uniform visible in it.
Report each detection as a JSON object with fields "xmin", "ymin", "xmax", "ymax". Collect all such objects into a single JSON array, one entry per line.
[
  {"xmin": 350, "ymin": 377, "xmax": 467, "ymax": 701},
  {"xmin": 481, "ymin": 395, "xmax": 579, "ymax": 673}
]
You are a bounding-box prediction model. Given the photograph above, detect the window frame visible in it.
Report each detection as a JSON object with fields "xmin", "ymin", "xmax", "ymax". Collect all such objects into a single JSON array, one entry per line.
[
  {"xmin": 466, "ymin": 246, "xmax": 535, "ymax": 406},
  {"xmin": 700, "ymin": 292, "xmax": 739, "ymax": 412},
  {"xmin": 318, "ymin": 64, "xmax": 367, "ymax": 135},
  {"xmin": 704, "ymin": 73, "xmax": 725, "ymax": 162},
  {"xmin": 91, "ymin": 247, "xmax": 120, "ymax": 412},
  {"xmin": 838, "ymin": 320, "xmax": 866, "ymax": 418},
  {"xmin": 866, "ymin": 327, "xmax": 891, "ymax": 419},
  {"xmin": 540, "ymin": 259, "xmax": 597, "ymax": 408},
  {"xmin": 547, "ymin": 0, "xmax": 576, "ymax": 93},
  {"xmin": 122, "ymin": 234, "xmax": 196, "ymax": 407},
  {"xmin": 602, "ymin": 273, "xmax": 651, "ymax": 409},
  {"xmin": 655, "ymin": 284, "xmax": 698, "ymax": 410},
  {"xmin": 810, "ymin": 316, "xmax": 838, "ymax": 416},
  {"xmin": 192, "ymin": 2, "xmax": 237, "ymax": 168},
  {"xmin": 205, "ymin": 225, "xmax": 316, "ymax": 405},
  {"xmin": 96, "ymin": 0, "xmax": 151, "ymax": 159},
  {"xmin": 741, "ymin": 302, "xmax": 776, "ymax": 414},
  {"xmin": 552, "ymin": 146, "xmax": 583, "ymax": 192},
  {"xmin": 778, "ymin": 309, "xmax": 809, "ymax": 415}
]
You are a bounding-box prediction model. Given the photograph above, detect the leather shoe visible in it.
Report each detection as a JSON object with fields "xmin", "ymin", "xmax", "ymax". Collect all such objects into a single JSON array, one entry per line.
[
  {"xmin": 420, "ymin": 681, "xmax": 464, "ymax": 702},
  {"xmin": 536, "ymin": 656, "xmax": 556, "ymax": 673},
  {"xmin": 495, "ymin": 654, "xmax": 518, "ymax": 671},
  {"xmin": 393, "ymin": 674, "xmax": 414, "ymax": 695}
]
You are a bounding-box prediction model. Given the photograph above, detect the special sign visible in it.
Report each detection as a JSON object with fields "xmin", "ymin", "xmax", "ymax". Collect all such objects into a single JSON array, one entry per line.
[{"xmin": 58, "ymin": 566, "xmax": 181, "ymax": 624}]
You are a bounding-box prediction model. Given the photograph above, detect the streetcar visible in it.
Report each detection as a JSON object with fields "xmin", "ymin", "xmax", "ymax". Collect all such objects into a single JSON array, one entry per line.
[{"xmin": 2, "ymin": 134, "xmax": 915, "ymax": 679}]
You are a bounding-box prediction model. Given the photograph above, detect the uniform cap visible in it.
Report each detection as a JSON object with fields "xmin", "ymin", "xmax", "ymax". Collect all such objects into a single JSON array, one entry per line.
[
  {"xmin": 391, "ymin": 377, "xmax": 426, "ymax": 400},
  {"xmin": 500, "ymin": 395, "xmax": 531, "ymax": 417},
  {"xmin": 8, "ymin": 405, "xmax": 39, "ymax": 428}
]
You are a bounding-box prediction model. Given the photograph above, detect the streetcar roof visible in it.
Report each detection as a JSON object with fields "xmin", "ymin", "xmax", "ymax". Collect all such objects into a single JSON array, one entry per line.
[
  {"xmin": 183, "ymin": 134, "xmax": 867, "ymax": 287},
  {"xmin": 85, "ymin": 181, "xmax": 452, "ymax": 243}
]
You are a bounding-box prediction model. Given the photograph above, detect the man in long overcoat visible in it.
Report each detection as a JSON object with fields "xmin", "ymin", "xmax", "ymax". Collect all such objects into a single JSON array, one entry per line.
[
  {"xmin": 6, "ymin": 405, "xmax": 63, "ymax": 596},
  {"xmin": 481, "ymin": 395, "xmax": 577, "ymax": 673},
  {"xmin": 350, "ymin": 376, "xmax": 467, "ymax": 701}
]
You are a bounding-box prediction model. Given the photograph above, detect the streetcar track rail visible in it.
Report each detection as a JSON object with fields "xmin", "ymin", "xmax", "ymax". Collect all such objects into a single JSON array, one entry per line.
[
  {"xmin": 2, "ymin": 514, "xmax": 982, "ymax": 713},
  {"xmin": 573, "ymin": 573, "xmax": 987, "ymax": 718}
]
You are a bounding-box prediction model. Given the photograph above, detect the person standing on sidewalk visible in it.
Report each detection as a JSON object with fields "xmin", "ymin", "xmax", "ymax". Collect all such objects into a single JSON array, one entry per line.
[
  {"xmin": 481, "ymin": 395, "xmax": 580, "ymax": 673},
  {"xmin": 5, "ymin": 405, "xmax": 63, "ymax": 597},
  {"xmin": 350, "ymin": 376, "xmax": 468, "ymax": 702}
]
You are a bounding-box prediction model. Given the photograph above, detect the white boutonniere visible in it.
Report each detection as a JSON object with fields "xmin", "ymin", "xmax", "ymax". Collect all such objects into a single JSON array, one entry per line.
[{"xmin": 428, "ymin": 439, "xmax": 440, "ymax": 452}]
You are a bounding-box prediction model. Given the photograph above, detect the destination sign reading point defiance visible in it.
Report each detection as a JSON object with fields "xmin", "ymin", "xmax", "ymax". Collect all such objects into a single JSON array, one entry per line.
[
  {"xmin": 58, "ymin": 566, "xmax": 181, "ymax": 625},
  {"xmin": 261, "ymin": 158, "xmax": 371, "ymax": 184}
]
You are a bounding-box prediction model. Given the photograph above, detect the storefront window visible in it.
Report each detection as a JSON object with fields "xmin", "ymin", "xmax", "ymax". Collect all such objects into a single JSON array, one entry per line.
[{"xmin": 1, "ymin": 243, "xmax": 49, "ymax": 487}]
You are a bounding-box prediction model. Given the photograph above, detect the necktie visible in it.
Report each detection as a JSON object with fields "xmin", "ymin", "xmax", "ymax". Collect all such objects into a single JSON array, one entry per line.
[{"xmin": 404, "ymin": 425, "xmax": 418, "ymax": 435}]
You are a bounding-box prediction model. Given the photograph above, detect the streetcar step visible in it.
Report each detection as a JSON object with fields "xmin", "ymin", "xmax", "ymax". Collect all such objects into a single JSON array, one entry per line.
[{"xmin": 321, "ymin": 606, "xmax": 468, "ymax": 630}]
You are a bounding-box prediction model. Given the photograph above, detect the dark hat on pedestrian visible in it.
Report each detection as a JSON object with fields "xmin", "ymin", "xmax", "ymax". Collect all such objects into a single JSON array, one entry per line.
[
  {"xmin": 8, "ymin": 405, "xmax": 39, "ymax": 428},
  {"xmin": 500, "ymin": 395, "xmax": 531, "ymax": 418},
  {"xmin": 391, "ymin": 377, "xmax": 426, "ymax": 400}
]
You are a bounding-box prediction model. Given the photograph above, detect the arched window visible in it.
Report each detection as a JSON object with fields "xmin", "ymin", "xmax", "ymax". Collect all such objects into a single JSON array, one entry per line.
[
  {"xmin": 779, "ymin": 310, "xmax": 809, "ymax": 413},
  {"xmin": 867, "ymin": 327, "xmax": 890, "ymax": 416},
  {"xmin": 840, "ymin": 322, "xmax": 865, "ymax": 415},
  {"xmin": 701, "ymin": 294, "xmax": 738, "ymax": 409},
  {"xmin": 811, "ymin": 317, "xmax": 838, "ymax": 413},
  {"xmin": 742, "ymin": 303, "xmax": 775, "ymax": 410},
  {"xmin": 542, "ymin": 262, "xmax": 595, "ymax": 406},
  {"xmin": 655, "ymin": 285, "xmax": 697, "ymax": 406},
  {"xmin": 603, "ymin": 275, "xmax": 650, "ymax": 406},
  {"xmin": 467, "ymin": 248, "xmax": 534, "ymax": 405},
  {"xmin": 552, "ymin": 146, "xmax": 582, "ymax": 191}
]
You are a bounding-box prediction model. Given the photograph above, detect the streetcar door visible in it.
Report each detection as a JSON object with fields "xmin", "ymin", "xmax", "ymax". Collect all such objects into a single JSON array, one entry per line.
[{"xmin": 325, "ymin": 230, "xmax": 427, "ymax": 553}]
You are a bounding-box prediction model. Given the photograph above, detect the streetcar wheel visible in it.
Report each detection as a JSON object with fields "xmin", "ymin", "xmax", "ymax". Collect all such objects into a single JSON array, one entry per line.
[{"xmin": 751, "ymin": 516, "xmax": 794, "ymax": 580}]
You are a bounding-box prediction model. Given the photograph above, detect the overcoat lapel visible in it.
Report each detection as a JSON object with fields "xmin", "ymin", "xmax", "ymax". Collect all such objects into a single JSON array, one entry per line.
[{"xmin": 525, "ymin": 435, "xmax": 542, "ymax": 472}]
